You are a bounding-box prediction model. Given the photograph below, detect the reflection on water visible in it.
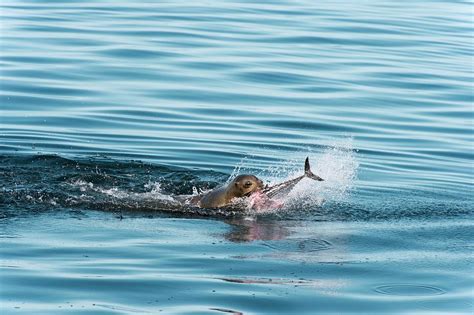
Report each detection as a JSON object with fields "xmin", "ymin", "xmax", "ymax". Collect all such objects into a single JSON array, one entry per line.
[
  {"xmin": 1, "ymin": 207, "xmax": 472, "ymax": 314},
  {"xmin": 1, "ymin": 152, "xmax": 471, "ymax": 313},
  {"xmin": 224, "ymin": 217, "xmax": 290, "ymax": 242}
]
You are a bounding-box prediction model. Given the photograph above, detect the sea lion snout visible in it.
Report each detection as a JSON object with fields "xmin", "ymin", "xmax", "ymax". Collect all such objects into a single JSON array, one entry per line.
[{"xmin": 249, "ymin": 178, "xmax": 264, "ymax": 190}]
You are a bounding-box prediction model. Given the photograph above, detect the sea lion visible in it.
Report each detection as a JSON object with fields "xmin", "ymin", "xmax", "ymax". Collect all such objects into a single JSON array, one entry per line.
[
  {"xmin": 191, "ymin": 157, "xmax": 323, "ymax": 209},
  {"xmin": 196, "ymin": 174, "xmax": 264, "ymax": 208}
]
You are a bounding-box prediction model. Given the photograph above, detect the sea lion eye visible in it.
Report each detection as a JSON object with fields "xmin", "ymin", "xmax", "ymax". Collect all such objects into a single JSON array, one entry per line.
[{"xmin": 244, "ymin": 181, "xmax": 253, "ymax": 188}]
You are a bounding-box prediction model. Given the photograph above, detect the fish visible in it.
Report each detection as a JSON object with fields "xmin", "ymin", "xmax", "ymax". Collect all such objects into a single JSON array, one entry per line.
[{"xmin": 261, "ymin": 157, "xmax": 323, "ymax": 199}]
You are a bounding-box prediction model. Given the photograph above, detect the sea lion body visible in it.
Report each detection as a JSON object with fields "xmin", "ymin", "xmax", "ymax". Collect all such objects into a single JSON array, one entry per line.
[{"xmin": 196, "ymin": 175, "xmax": 264, "ymax": 208}]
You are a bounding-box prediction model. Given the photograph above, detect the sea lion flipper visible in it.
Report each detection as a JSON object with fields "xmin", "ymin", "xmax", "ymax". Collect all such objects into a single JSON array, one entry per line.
[{"xmin": 304, "ymin": 157, "xmax": 324, "ymax": 181}]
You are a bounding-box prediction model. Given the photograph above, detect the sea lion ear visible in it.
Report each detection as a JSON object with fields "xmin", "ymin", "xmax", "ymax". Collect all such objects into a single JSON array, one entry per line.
[{"xmin": 234, "ymin": 181, "xmax": 239, "ymax": 187}]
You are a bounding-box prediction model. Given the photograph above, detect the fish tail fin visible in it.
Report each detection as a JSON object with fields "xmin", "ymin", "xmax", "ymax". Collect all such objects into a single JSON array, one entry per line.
[{"xmin": 304, "ymin": 157, "xmax": 324, "ymax": 181}]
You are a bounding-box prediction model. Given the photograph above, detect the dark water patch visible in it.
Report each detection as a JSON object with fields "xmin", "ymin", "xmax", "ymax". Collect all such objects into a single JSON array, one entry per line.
[
  {"xmin": 0, "ymin": 82, "xmax": 101, "ymax": 97},
  {"xmin": 96, "ymin": 48, "xmax": 180, "ymax": 59},
  {"xmin": 17, "ymin": 25, "xmax": 97, "ymax": 34},
  {"xmin": 236, "ymin": 71, "xmax": 315, "ymax": 85},
  {"xmin": 1, "ymin": 55, "xmax": 93, "ymax": 65},
  {"xmin": 0, "ymin": 94, "xmax": 89, "ymax": 110},
  {"xmin": 180, "ymin": 61, "xmax": 240, "ymax": 71},
  {"xmin": 1, "ymin": 69, "xmax": 91, "ymax": 81},
  {"xmin": 1, "ymin": 154, "xmax": 471, "ymax": 222}
]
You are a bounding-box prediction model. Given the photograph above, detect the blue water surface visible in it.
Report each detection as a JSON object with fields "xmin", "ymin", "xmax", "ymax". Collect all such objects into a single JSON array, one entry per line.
[{"xmin": 1, "ymin": 0, "xmax": 473, "ymax": 314}]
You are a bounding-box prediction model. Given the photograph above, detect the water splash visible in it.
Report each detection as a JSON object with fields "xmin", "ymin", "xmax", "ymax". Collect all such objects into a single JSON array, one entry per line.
[
  {"xmin": 283, "ymin": 141, "xmax": 359, "ymax": 210},
  {"xmin": 61, "ymin": 142, "xmax": 356, "ymax": 215},
  {"xmin": 226, "ymin": 139, "xmax": 359, "ymax": 214},
  {"xmin": 71, "ymin": 180, "xmax": 177, "ymax": 203},
  {"xmin": 226, "ymin": 156, "xmax": 249, "ymax": 184}
]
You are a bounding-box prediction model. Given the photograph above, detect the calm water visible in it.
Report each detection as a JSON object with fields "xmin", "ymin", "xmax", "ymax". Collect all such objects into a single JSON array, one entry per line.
[{"xmin": 1, "ymin": 0, "xmax": 473, "ymax": 314}]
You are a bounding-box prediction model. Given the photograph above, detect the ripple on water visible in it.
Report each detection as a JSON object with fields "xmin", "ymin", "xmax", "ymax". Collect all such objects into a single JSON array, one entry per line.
[
  {"xmin": 263, "ymin": 238, "xmax": 333, "ymax": 252},
  {"xmin": 94, "ymin": 304, "xmax": 151, "ymax": 313},
  {"xmin": 374, "ymin": 284, "xmax": 446, "ymax": 297},
  {"xmin": 0, "ymin": 1, "xmax": 473, "ymax": 314}
]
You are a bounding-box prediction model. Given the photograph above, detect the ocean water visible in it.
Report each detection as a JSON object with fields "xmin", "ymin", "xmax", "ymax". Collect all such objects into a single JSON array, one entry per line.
[{"xmin": 0, "ymin": 0, "xmax": 473, "ymax": 314}]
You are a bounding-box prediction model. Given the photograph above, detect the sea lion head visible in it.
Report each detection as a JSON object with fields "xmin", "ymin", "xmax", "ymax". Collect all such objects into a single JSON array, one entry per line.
[{"xmin": 232, "ymin": 175, "xmax": 264, "ymax": 197}]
